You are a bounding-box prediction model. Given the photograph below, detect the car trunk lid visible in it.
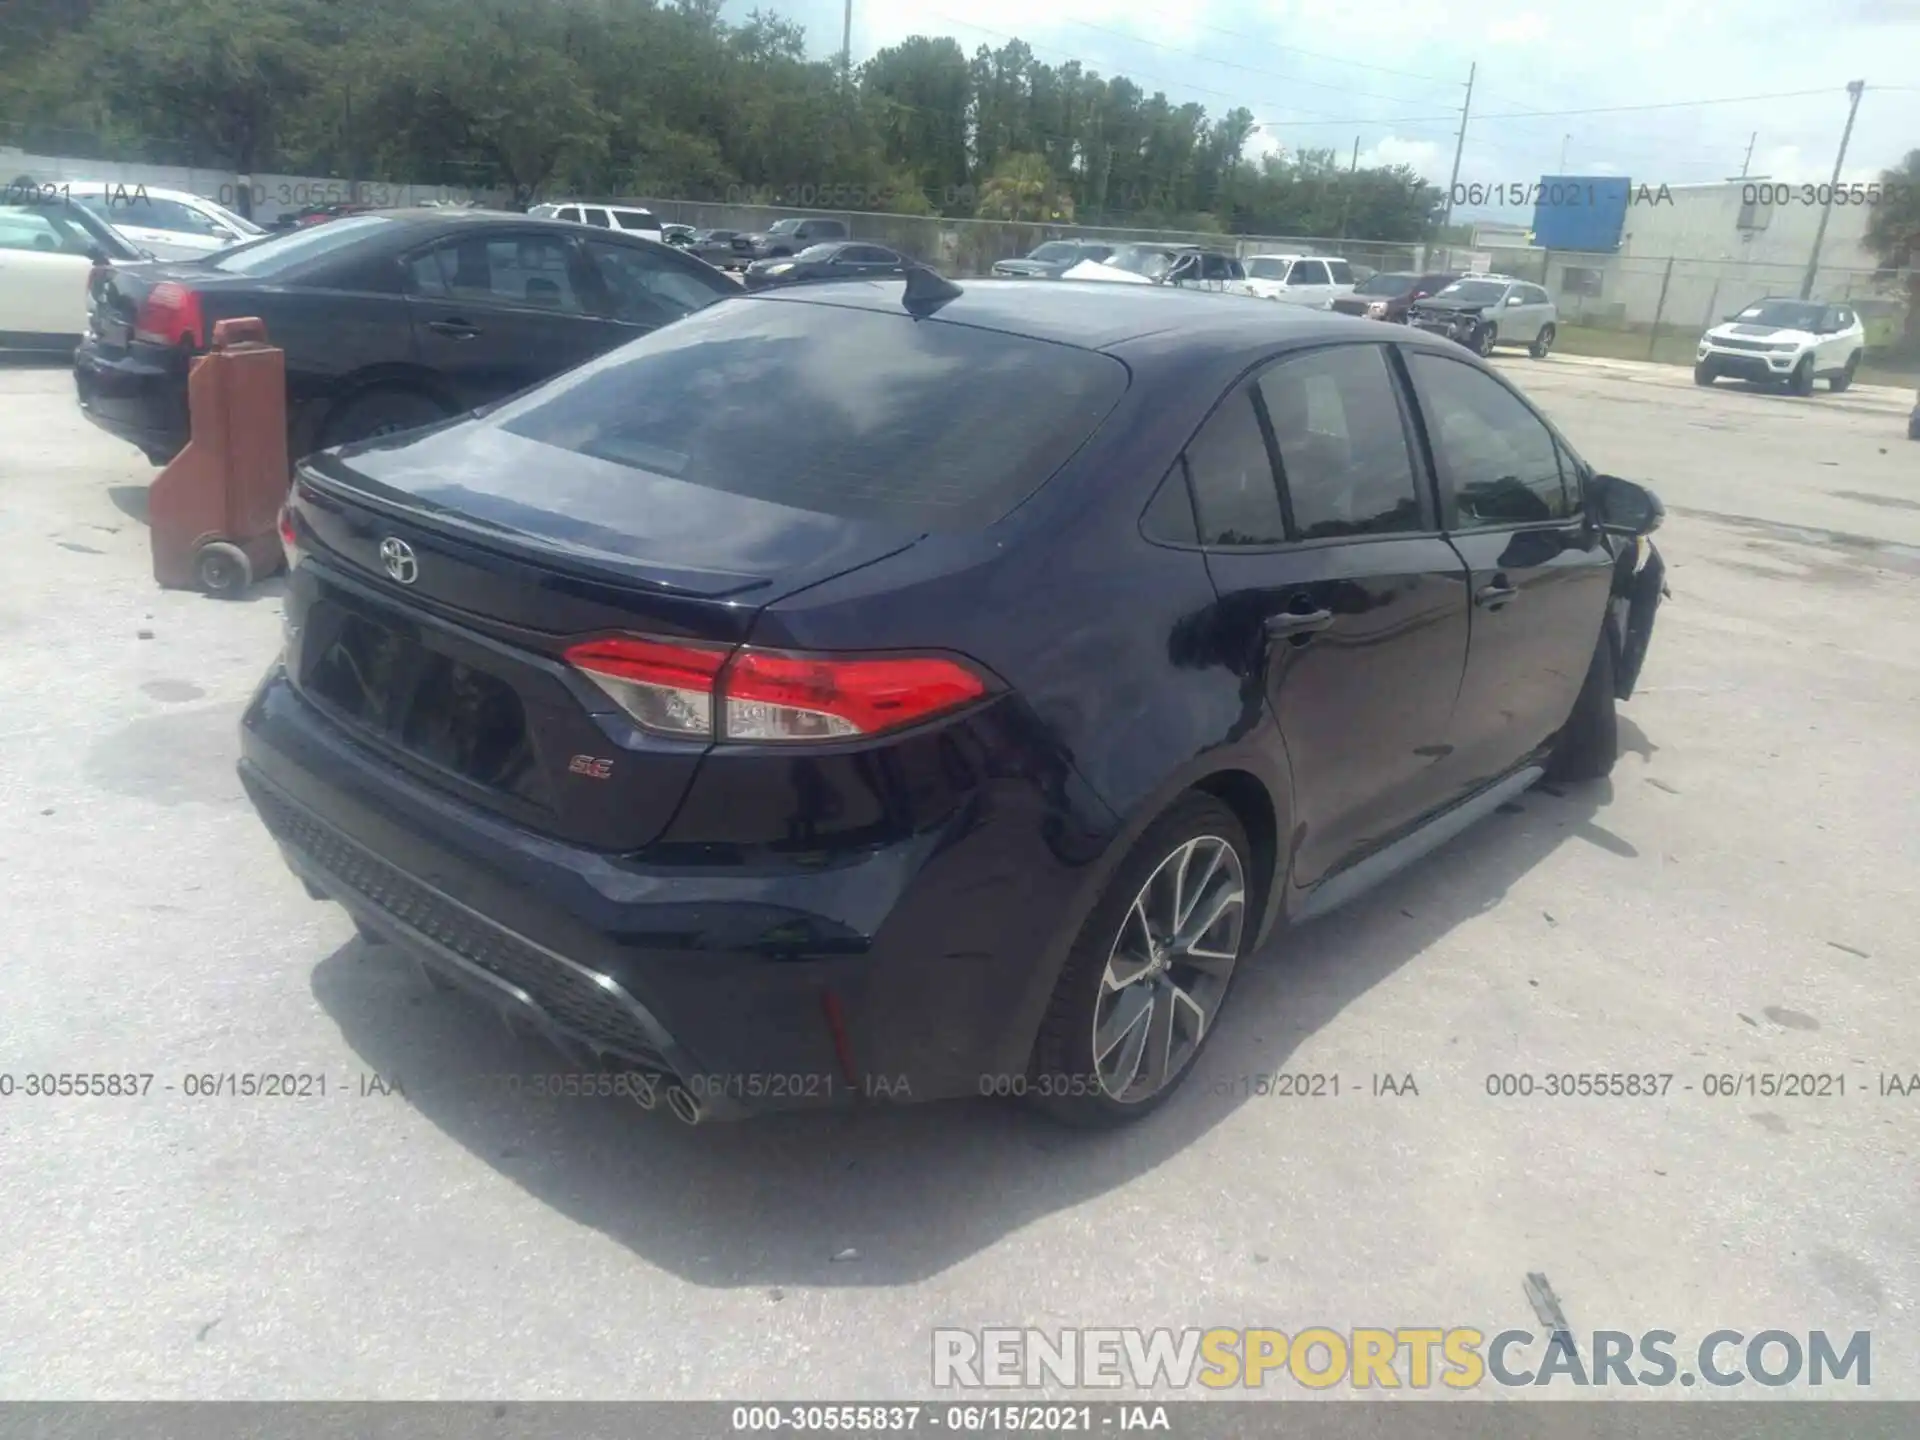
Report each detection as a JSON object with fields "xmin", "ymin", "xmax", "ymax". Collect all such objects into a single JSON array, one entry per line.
[
  {"xmin": 87, "ymin": 261, "xmax": 249, "ymax": 353},
  {"xmin": 284, "ymin": 423, "xmax": 923, "ymax": 852}
]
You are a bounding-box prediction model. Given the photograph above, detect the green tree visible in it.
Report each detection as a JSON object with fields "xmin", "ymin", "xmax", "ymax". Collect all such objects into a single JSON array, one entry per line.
[
  {"xmin": 976, "ymin": 151, "xmax": 1073, "ymax": 222},
  {"xmin": 1862, "ymin": 149, "xmax": 1920, "ymax": 343}
]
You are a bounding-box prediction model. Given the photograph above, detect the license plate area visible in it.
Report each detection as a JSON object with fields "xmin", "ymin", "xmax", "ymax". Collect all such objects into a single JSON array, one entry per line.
[{"xmin": 302, "ymin": 601, "xmax": 550, "ymax": 808}]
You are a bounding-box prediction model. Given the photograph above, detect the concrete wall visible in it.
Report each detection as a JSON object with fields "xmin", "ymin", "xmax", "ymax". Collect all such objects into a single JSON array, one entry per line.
[
  {"xmin": 1, "ymin": 148, "xmax": 506, "ymax": 224},
  {"xmin": 1614, "ymin": 180, "xmax": 1879, "ymax": 270}
]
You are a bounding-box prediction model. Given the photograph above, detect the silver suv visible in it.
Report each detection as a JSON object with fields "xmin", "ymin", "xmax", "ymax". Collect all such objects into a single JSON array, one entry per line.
[{"xmin": 1408, "ymin": 275, "xmax": 1558, "ymax": 358}]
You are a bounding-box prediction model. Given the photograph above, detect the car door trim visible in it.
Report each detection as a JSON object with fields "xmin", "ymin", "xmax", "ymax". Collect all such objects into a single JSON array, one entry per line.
[{"xmin": 1295, "ymin": 762, "xmax": 1544, "ymax": 922}]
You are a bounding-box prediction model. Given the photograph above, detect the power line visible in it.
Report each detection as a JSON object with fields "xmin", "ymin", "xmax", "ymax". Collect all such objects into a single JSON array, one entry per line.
[
  {"xmin": 1177, "ymin": 17, "xmax": 1460, "ymax": 85},
  {"xmin": 1257, "ymin": 85, "xmax": 1854, "ymax": 129},
  {"xmin": 917, "ymin": 9, "xmax": 1461, "ymax": 132},
  {"xmin": 1051, "ymin": 16, "xmax": 1453, "ymax": 108}
]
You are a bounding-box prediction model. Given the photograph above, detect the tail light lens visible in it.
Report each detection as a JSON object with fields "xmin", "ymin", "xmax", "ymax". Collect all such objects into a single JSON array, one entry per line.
[
  {"xmin": 277, "ymin": 504, "xmax": 301, "ymax": 568},
  {"xmin": 566, "ymin": 637, "xmax": 730, "ymax": 738},
  {"xmin": 722, "ymin": 650, "xmax": 987, "ymax": 741},
  {"xmin": 133, "ymin": 282, "xmax": 205, "ymax": 348},
  {"xmin": 563, "ymin": 636, "xmax": 989, "ymax": 743}
]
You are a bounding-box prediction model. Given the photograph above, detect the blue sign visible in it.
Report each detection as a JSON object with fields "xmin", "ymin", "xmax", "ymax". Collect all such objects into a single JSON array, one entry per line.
[{"xmin": 1531, "ymin": 176, "xmax": 1632, "ymax": 252}]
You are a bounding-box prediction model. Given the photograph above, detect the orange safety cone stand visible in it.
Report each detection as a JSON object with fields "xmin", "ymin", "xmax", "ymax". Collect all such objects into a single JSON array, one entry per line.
[{"xmin": 148, "ymin": 316, "xmax": 289, "ymax": 596}]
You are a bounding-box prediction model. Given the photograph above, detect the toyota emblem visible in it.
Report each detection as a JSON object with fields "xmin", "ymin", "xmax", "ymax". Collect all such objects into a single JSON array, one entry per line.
[{"xmin": 379, "ymin": 537, "xmax": 419, "ymax": 585}]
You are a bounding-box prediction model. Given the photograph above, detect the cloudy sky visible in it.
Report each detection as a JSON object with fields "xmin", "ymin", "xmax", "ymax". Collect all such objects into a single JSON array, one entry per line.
[{"xmin": 729, "ymin": 0, "xmax": 1920, "ymax": 219}]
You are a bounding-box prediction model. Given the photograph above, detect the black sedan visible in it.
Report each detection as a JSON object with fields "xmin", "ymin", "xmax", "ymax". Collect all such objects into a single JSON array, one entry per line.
[
  {"xmin": 742, "ymin": 241, "xmax": 908, "ymax": 289},
  {"xmin": 73, "ymin": 208, "xmax": 740, "ymax": 465},
  {"xmin": 243, "ymin": 277, "xmax": 1664, "ymax": 1126},
  {"xmin": 991, "ymin": 239, "xmax": 1115, "ymax": 279}
]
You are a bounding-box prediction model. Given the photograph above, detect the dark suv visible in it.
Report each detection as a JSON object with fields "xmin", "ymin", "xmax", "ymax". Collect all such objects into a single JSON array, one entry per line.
[
  {"xmin": 1330, "ymin": 271, "xmax": 1462, "ymax": 323},
  {"xmin": 244, "ymin": 279, "xmax": 1665, "ymax": 1127}
]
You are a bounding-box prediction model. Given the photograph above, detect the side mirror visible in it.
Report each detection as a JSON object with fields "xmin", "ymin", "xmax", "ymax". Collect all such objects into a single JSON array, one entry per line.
[
  {"xmin": 1506, "ymin": 294, "xmax": 1525, "ymax": 306},
  {"xmin": 85, "ymin": 245, "xmax": 109, "ymax": 265},
  {"xmin": 1589, "ymin": 474, "xmax": 1663, "ymax": 536}
]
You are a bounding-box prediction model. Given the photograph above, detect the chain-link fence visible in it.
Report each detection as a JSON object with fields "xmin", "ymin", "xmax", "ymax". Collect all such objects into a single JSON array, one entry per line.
[
  {"xmin": 1518, "ymin": 252, "xmax": 1914, "ymax": 363},
  {"xmin": 631, "ymin": 198, "xmax": 1422, "ymax": 278}
]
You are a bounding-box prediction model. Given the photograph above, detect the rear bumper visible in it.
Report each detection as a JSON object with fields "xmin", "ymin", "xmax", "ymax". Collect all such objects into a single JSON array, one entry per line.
[
  {"xmin": 73, "ymin": 336, "xmax": 189, "ymax": 461},
  {"xmin": 239, "ymin": 666, "xmax": 1096, "ymax": 1118}
]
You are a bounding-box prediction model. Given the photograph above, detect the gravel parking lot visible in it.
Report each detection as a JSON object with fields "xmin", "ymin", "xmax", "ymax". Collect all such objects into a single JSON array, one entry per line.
[{"xmin": 0, "ymin": 349, "xmax": 1915, "ymax": 1400}]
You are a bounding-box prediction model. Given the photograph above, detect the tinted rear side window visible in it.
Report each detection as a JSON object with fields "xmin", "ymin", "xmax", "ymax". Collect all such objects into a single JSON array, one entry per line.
[
  {"xmin": 494, "ymin": 298, "xmax": 1128, "ymax": 531},
  {"xmin": 1183, "ymin": 384, "xmax": 1285, "ymax": 547}
]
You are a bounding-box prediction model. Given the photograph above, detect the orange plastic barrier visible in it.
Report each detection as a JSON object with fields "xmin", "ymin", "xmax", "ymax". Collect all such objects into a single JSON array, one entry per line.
[{"xmin": 148, "ymin": 317, "xmax": 289, "ymax": 595}]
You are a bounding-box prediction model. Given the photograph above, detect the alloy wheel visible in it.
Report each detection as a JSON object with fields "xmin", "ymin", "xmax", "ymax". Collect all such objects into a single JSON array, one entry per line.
[{"xmin": 1091, "ymin": 835, "xmax": 1246, "ymax": 1103}]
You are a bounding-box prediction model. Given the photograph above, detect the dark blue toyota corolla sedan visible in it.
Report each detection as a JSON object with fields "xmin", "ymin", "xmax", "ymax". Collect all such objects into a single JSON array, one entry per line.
[{"xmin": 241, "ymin": 273, "xmax": 1667, "ymax": 1126}]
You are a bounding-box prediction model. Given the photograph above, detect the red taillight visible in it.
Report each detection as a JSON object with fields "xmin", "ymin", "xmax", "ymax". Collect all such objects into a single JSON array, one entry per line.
[
  {"xmin": 133, "ymin": 282, "xmax": 205, "ymax": 348},
  {"xmin": 723, "ymin": 650, "xmax": 986, "ymax": 741},
  {"xmin": 563, "ymin": 636, "xmax": 989, "ymax": 742}
]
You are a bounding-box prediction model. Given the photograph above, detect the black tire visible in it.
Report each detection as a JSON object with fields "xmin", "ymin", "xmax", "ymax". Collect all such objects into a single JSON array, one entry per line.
[
  {"xmin": 1475, "ymin": 323, "xmax": 1497, "ymax": 357},
  {"xmin": 1529, "ymin": 324, "xmax": 1555, "ymax": 359},
  {"xmin": 319, "ymin": 387, "xmax": 452, "ymax": 449},
  {"xmin": 1026, "ymin": 793, "xmax": 1255, "ymax": 1127},
  {"xmin": 1546, "ymin": 628, "xmax": 1619, "ymax": 784},
  {"xmin": 1787, "ymin": 356, "xmax": 1815, "ymax": 396},
  {"xmin": 194, "ymin": 541, "xmax": 252, "ymax": 597},
  {"xmin": 1692, "ymin": 363, "xmax": 1716, "ymax": 387},
  {"xmin": 1829, "ymin": 353, "xmax": 1859, "ymax": 393}
]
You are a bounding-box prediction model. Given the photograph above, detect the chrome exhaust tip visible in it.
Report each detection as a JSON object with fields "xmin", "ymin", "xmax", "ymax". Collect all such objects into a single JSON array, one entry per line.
[{"xmin": 666, "ymin": 1084, "xmax": 702, "ymax": 1126}]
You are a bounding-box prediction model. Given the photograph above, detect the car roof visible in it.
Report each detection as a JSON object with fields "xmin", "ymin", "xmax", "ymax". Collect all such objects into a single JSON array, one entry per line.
[
  {"xmin": 745, "ymin": 276, "xmax": 1444, "ymax": 355},
  {"xmin": 64, "ymin": 181, "xmax": 249, "ymax": 217},
  {"xmin": 1245, "ymin": 252, "xmax": 1346, "ymax": 261}
]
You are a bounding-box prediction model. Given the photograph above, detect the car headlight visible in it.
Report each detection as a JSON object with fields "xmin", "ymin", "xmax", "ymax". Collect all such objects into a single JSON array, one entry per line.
[
  {"xmin": 1768, "ymin": 340, "xmax": 1800, "ymax": 353},
  {"xmin": 765, "ymin": 262, "xmax": 794, "ymax": 275},
  {"xmin": 1366, "ymin": 301, "xmax": 1388, "ymax": 318}
]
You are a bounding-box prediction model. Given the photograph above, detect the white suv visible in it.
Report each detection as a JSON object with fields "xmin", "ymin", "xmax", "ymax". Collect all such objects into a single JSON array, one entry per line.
[
  {"xmin": 1242, "ymin": 254, "xmax": 1357, "ymax": 306},
  {"xmin": 66, "ymin": 183, "xmax": 262, "ymax": 260},
  {"xmin": 530, "ymin": 202, "xmax": 665, "ymax": 243},
  {"xmin": 1695, "ymin": 298, "xmax": 1866, "ymax": 395}
]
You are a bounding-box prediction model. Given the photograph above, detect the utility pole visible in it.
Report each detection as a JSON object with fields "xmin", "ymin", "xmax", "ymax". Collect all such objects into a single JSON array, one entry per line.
[
  {"xmin": 1738, "ymin": 132, "xmax": 1756, "ymax": 178},
  {"xmin": 841, "ymin": 0, "xmax": 853, "ymax": 88},
  {"xmin": 1439, "ymin": 62, "xmax": 1476, "ymax": 241},
  {"xmin": 1558, "ymin": 134, "xmax": 1569, "ymax": 171},
  {"xmin": 1800, "ymin": 80, "xmax": 1865, "ymax": 300},
  {"xmin": 1338, "ymin": 135, "xmax": 1359, "ymax": 238}
]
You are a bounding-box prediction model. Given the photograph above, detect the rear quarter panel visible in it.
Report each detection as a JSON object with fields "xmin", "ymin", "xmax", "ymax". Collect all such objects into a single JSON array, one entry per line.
[{"xmin": 751, "ymin": 372, "xmax": 1297, "ymax": 1073}]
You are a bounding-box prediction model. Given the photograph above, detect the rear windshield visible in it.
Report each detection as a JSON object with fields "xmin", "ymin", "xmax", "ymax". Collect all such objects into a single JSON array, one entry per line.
[
  {"xmin": 208, "ymin": 214, "xmax": 394, "ymax": 275},
  {"xmin": 493, "ymin": 296, "xmax": 1128, "ymax": 531}
]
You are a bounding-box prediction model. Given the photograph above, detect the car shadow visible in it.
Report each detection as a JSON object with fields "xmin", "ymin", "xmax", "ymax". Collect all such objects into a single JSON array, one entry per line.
[
  {"xmin": 310, "ymin": 776, "xmax": 1616, "ymax": 1288},
  {"xmin": 107, "ymin": 484, "xmax": 151, "ymax": 525}
]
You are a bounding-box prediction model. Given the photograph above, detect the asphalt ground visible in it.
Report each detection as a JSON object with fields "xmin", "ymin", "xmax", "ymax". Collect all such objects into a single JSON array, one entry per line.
[{"xmin": 0, "ymin": 348, "xmax": 1915, "ymax": 1401}]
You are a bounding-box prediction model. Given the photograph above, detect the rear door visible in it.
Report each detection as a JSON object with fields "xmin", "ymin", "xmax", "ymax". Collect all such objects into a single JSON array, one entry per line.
[
  {"xmin": 404, "ymin": 227, "xmax": 623, "ymax": 407},
  {"xmin": 1325, "ymin": 260, "xmax": 1357, "ymax": 299},
  {"xmin": 1402, "ymin": 347, "xmax": 1613, "ymax": 794},
  {"xmin": 1284, "ymin": 259, "xmax": 1333, "ymax": 307},
  {"xmin": 1187, "ymin": 342, "xmax": 1472, "ymax": 890}
]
